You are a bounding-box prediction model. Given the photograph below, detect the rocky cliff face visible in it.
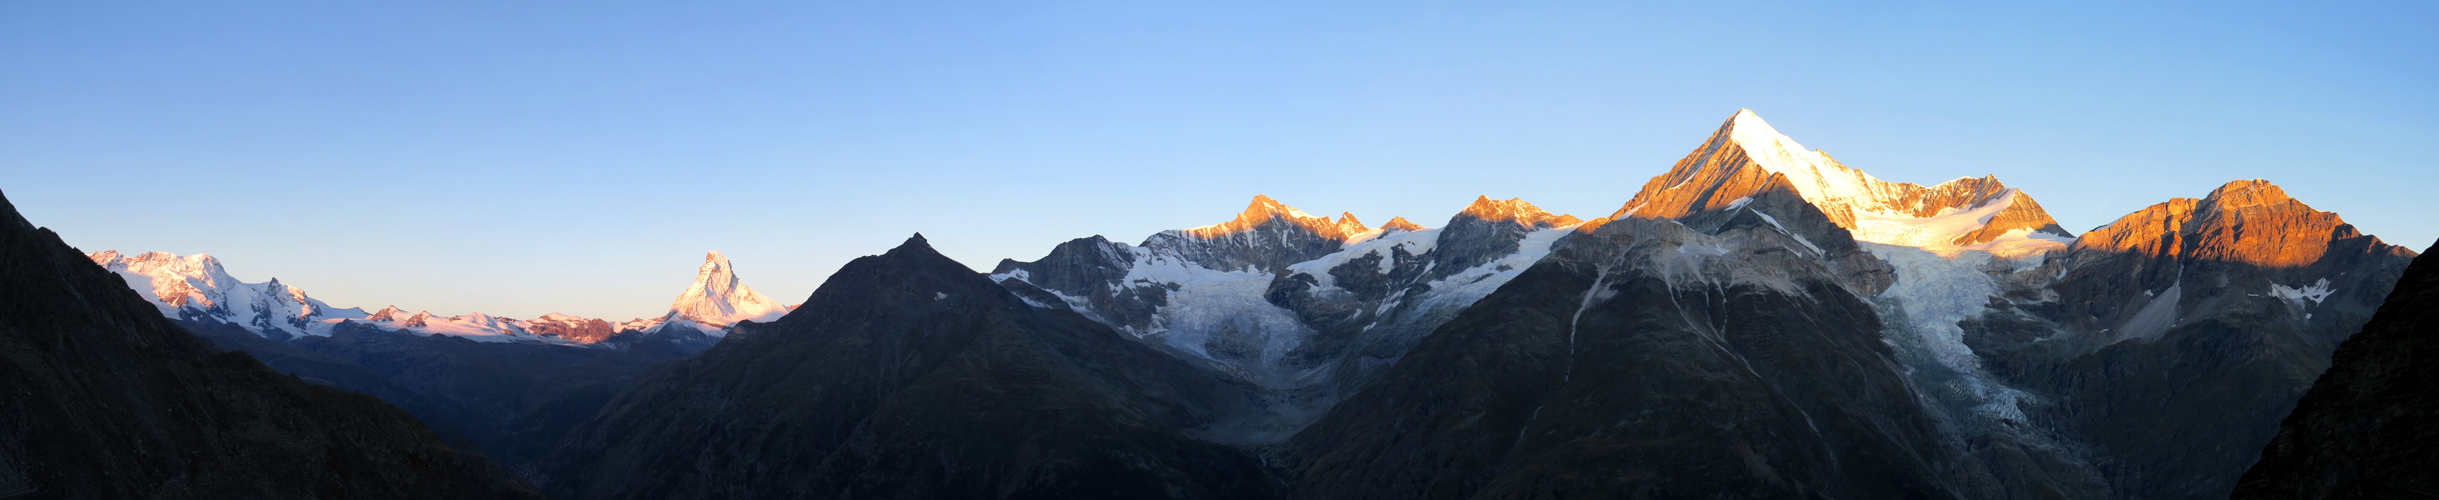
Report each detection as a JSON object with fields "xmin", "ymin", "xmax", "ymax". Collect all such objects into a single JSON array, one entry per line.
[
  {"xmin": 992, "ymin": 195, "xmax": 1590, "ymax": 443},
  {"xmin": 1150, "ymin": 194, "xmax": 1369, "ymax": 274},
  {"xmin": 1288, "ymin": 185, "xmax": 1953, "ymax": 499},
  {"xmin": 0, "ymin": 190, "xmax": 540, "ymax": 499},
  {"xmin": 544, "ymin": 235, "xmax": 1275, "ymax": 500},
  {"xmin": 1951, "ymin": 179, "xmax": 2414, "ymax": 498},
  {"xmin": 1621, "ymin": 110, "xmax": 2072, "ymax": 251},
  {"xmin": 1270, "ymin": 112, "xmax": 2413, "ymax": 499},
  {"xmin": 2234, "ymin": 239, "xmax": 2439, "ymax": 499}
]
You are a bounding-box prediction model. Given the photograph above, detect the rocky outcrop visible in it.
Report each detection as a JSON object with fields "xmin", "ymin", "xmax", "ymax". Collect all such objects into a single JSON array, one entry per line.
[
  {"xmin": 520, "ymin": 313, "xmax": 620, "ymax": 344},
  {"xmin": 1426, "ymin": 196, "xmax": 1580, "ymax": 281},
  {"xmin": 545, "ymin": 235, "xmax": 1274, "ymax": 499},
  {"xmin": 2234, "ymin": 239, "xmax": 2439, "ymax": 498},
  {"xmin": 0, "ymin": 190, "xmax": 540, "ymax": 499},
  {"xmin": 1148, "ymin": 194, "xmax": 1367, "ymax": 274},
  {"xmin": 1946, "ymin": 186, "xmax": 2068, "ymax": 246}
]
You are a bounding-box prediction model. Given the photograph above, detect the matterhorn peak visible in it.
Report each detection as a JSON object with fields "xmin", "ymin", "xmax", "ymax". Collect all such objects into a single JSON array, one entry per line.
[{"xmin": 666, "ymin": 250, "xmax": 790, "ymax": 332}]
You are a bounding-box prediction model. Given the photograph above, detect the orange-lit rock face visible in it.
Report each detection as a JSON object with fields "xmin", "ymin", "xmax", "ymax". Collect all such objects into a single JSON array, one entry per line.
[
  {"xmin": 1378, "ymin": 216, "xmax": 1426, "ymax": 233},
  {"xmin": 2075, "ymin": 179, "xmax": 2398, "ymax": 268},
  {"xmin": 1612, "ymin": 133, "xmax": 1792, "ymax": 223},
  {"xmin": 524, "ymin": 316, "xmax": 620, "ymax": 344},
  {"xmin": 1179, "ymin": 194, "xmax": 1370, "ymax": 241},
  {"xmin": 1457, "ymin": 195, "xmax": 1581, "ymax": 228},
  {"xmin": 1609, "ymin": 110, "xmax": 2069, "ymax": 247}
]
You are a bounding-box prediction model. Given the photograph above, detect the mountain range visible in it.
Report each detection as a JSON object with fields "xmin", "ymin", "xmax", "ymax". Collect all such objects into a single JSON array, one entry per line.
[
  {"xmin": 88, "ymin": 249, "xmax": 796, "ymax": 345},
  {"xmin": 24, "ymin": 109, "xmax": 2427, "ymax": 499}
]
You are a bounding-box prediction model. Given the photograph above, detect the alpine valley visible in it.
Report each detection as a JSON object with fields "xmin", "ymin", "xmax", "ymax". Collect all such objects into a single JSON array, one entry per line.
[{"xmin": 8, "ymin": 110, "xmax": 2426, "ymax": 499}]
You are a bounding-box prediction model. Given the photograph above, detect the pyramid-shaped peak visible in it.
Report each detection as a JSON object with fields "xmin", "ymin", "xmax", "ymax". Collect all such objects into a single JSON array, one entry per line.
[
  {"xmin": 368, "ymin": 305, "xmax": 406, "ymax": 322},
  {"xmin": 402, "ymin": 310, "xmax": 434, "ymax": 327},
  {"xmin": 668, "ymin": 249, "xmax": 791, "ymax": 331},
  {"xmin": 1237, "ymin": 194, "xmax": 1320, "ymax": 221},
  {"xmin": 1727, "ymin": 108, "xmax": 1769, "ymax": 129},
  {"xmin": 1333, "ymin": 212, "xmax": 1369, "ymax": 234}
]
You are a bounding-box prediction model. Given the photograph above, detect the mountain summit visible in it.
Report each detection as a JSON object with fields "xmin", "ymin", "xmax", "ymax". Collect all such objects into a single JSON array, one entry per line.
[
  {"xmin": 1617, "ymin": 109, "xmax": 2071, "ymax": 253},
  {"xmin": 1181, "ymin": 194, "xmax": 1368, "ymax": 242},
  {"xmin": 659, "ymin": 250, "xmax": 791, "ymax": 333}
]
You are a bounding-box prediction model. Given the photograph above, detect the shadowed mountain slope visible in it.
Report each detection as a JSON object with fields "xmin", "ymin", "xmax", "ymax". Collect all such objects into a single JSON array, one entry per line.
[
  {"xmin": 0, "ymin": 189, "xmax": 540, "ymax": 499},
  {"xmin": 1285, "ymin": 183, "xmax": 1957, "ymax": 499},
  {"xmin": 544, "ymin": 234, "xmax": 1276, "ymax": 499},
  {"xmin": 2233, "ymin": 239, "xmax": 2439, "ymax": 499},
  {"xmin": 1956, "ymin": 179, "xmax": 2414, "ymax": 498}
]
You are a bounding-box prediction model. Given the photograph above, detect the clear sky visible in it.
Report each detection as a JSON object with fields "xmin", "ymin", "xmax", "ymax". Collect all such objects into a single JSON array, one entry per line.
[{"xmin": 3, "ymin": 1, "xmax": 2431, "ymax": 320}]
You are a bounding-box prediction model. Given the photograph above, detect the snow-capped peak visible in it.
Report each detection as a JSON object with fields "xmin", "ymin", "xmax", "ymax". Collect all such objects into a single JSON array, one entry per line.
[
  {"xmin": 1717, "ymin": 110, "xmax": 1907, "ymax": 221},
  {"xmin": 1181, "ymin": 195, "xmax": 1368, "ymax": 241},
  {"xmin": 367, "ymin": 305, "xmax": 407, "ymax": 321},
  {"xmin": 1379, "ymin": 217, "xmax": 1426, "ymax": 233},
  {"xmin": 1458, "ymin": 196, "xmax": 1582, "ymax": 228},
  {"xmin": 1334, "ymin": 212, "xmax": 1370, "ymax": 236},
  {"xmin": 664, "ymin": 250, "xmax": 791, "ymax": 332},
  {"xmin": 86, "ymin": 249, "xmax": 370, "ymax": 339},
  {"xmin": 1616, "ymin": 109, "xmax": 2073, "ymax": 255}
]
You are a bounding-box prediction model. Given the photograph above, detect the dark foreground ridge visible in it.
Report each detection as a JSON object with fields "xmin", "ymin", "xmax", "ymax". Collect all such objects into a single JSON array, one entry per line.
[
  {"xmin": 0, "ymin": 189, "xmax": 541, "ymax": 498},
  {"xmin": 544, "ymin": 233, "xmax": 1277, "ymax": 499},
  {"xmin": 2235, "ymin": 239, "xmax": 2439, "ymax": 499}
]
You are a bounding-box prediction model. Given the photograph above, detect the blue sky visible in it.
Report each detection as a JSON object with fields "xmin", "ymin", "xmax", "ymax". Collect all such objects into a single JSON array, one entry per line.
[{"xmin": 3, "ymin": 1, "xmax": 2431, "ymax": 319}]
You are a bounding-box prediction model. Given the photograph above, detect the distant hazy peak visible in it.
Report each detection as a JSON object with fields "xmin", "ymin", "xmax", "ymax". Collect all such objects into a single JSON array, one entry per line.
[{"xmin": 1378, "ymin": 217, "xmax": 1426, "ymax": 233}]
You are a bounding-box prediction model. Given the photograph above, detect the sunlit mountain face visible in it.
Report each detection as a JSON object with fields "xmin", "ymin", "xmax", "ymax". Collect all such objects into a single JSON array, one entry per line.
[
  {"xmin": 89, "ymin": 248, "xmax": 795, "ymax": 345},
  {"xmin": 35, "ymin": 109, "xmax": 2424, "ymax": 499}
]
